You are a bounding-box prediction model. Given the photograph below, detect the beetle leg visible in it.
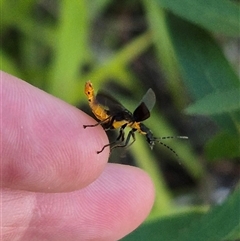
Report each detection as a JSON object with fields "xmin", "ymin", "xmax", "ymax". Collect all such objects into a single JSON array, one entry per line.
[
  {"xmin": 97, "ymin": 124, "xmax": 127, "ymax": 154},
  {"xmin": 111, "ymin": 128, "xmax": 136, "ymax": 151},
  {"xmin": 83, "ymin": 116, "xmax": 111, "ymax": 129}
]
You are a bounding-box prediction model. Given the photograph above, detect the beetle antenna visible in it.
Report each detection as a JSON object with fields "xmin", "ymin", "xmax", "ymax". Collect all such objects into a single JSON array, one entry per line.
[
  {"xmin": 158, "ymin": 136, "xmax": 188, "ymax": 140},
  {"xmin": 154, "ymin": 136, "xmax": 188, "ymax": 161}
]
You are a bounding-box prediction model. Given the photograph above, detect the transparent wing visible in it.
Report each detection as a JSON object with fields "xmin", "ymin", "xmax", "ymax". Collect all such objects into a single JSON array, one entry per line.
[
  {"xmin": 140, "ymin": 88, "xmax": 156, "ymax": 112},
  {"xmin": 133, "ymin": 88, "xmax": 156, "ymax": 122}
]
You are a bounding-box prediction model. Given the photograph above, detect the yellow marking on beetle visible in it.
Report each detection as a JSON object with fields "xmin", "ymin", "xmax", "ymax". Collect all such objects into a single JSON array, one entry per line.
[
  {"xmin": 84, "ymin": 81, "xmax": 128, "ymax": 128},
  {"xmin": 83, "ymin": 80, "xmax": 188, "ymax": 156},
  {"xmin": 84, "ymin": 81, "xmax": 110, "ymax": 124}
]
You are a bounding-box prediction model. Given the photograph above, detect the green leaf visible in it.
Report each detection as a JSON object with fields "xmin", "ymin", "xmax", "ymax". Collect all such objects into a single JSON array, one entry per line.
[
  {"xmin": 225, "ymin": 226, "xmax": 240, "ymax": 241},
  {"xmin": 177, "ymin": 188, "xmax": 240, "ymax": 241},
  {"xmin": 186, "ymin": 88, "xmax": 240, "ymax": 115},
  {"xmin": 205, "ymin": 131, "xmax": 240, "ymax": 160},
  {"xmin": 121, "ymin": 210, "xmax": 206, "ymax": 241},
  {"xmin": 166, "ymin": 13, "xmax": 240, "ymax": 133},
  {"xmin": 143, "ymin": 0, "xmax": 187, "ymax": 109},
  {"xmin": 122, "ymin": 189, "xmax": 240, "ymax": 241},
  {"xmin": 49, "ymin": 0, "xmax": 90, "ymax": 102},
  {"xmin": 166, "ymin": 14, "xmax": 239, "ymax": 97},
  {"xmin": 156, "ymin": 0, "xmax": 240, "ymax": 36}
]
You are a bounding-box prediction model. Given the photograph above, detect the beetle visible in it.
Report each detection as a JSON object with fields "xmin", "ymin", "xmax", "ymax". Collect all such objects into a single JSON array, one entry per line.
[{"xmin": 83, "ymin": 81, "xmax": 188, "ymax": 155}]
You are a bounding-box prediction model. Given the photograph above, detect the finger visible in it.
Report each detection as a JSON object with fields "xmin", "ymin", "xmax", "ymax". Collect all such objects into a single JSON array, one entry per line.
[
  {"xmin": 1, "ymin": 71, "xmax": 109, "ymax": 192},
  {"xmin": 2, "ymin": 164, "xmax": 155, "ymax": 241}
]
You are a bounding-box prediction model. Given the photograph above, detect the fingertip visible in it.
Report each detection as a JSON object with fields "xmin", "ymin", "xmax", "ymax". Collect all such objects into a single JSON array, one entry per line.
[
  {"xmin": 2, "ymin": 71, "xmax": 110, "ymax": 192},
  {"xmin": 3, "ymin": 164, "xmax": 155, "ymax": 241}
]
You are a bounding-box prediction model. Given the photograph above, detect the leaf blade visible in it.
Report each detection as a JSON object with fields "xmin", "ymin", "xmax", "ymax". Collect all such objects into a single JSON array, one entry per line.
[
  {"xmin": 186, "ymin": 88, "xmax": 240, "ymax": 115},
  {"xmin": 156, "ymin": 0, "xmax": 240, "ymax": 36}
]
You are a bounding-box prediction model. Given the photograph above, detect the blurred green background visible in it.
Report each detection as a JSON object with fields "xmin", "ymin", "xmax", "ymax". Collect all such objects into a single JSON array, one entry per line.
[{"xmin": 1, "ymin": 0, "xmax": 240, "ymax": 240}]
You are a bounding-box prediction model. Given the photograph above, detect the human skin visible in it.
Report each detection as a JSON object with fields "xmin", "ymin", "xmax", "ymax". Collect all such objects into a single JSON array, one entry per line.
[{"xmin": 1, "ymin": 71, "xmax": 155, "ymax": 241}]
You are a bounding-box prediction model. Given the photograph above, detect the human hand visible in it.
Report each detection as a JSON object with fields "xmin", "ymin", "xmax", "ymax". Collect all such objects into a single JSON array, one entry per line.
[{"xmin": 1, "ymin": 71, "xmax": 155, "ymax": 241}]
